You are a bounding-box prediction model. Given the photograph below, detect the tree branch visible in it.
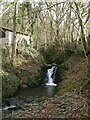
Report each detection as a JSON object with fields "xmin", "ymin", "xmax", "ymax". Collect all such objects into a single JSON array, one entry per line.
[{"xmin": 0, "ymin": 2, "xmax": 14, "ymax": 18}]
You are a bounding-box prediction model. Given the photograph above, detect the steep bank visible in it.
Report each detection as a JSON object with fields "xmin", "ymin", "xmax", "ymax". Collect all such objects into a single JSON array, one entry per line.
[
  {"xmin": 2, "ymin": 48, "xmax": 45, "ymax": 99},
  {"xmin": 57, "ymin": 55, "xmax": 88, "ymax": 96}
]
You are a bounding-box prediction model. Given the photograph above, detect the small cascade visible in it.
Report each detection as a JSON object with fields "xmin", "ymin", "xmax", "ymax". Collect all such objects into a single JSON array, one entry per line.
[
  {"xmin": 3, "ymin": 105, "xmax": 16, "ymax": 111},
  {"xmin": 46, "ymin": 64, "xmax": 57, "ymax": 86}
]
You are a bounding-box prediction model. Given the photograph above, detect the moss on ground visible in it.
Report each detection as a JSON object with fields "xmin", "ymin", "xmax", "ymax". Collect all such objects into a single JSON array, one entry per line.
[
  {"xmin": 56, "ymin": 55, "xmax": 88, "ymax": 96},
  {"xmin": 79, "ymin": 78, "xmax": 89, "ymax": 86},
  {"xmin": 56, "ymin": 84, "xmax": 75, "ymax": 95}
]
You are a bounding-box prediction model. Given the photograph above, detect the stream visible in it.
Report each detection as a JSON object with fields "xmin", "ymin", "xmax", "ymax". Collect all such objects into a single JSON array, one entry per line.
[{"xmin": 2, "ymin": 64, "xmax": 58, "ymax": 118}]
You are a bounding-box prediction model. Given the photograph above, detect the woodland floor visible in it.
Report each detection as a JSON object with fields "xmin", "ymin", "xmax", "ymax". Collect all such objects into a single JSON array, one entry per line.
[{"xmin": 3, "ymin": 56, "xmax": 89, "ymax": 119}]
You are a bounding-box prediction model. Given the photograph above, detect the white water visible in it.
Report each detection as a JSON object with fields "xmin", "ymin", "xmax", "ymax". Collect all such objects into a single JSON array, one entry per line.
[
  {"xmin": 3, "ymin": 105, "xmax": 16, "ymax": 110},
  {"xmin": 0, "ymin": 105, "xmax": 16, "ymax": 111},
  {"xmin": 46, "ymin": 65, "xmax": 57, "ymax": 86}
]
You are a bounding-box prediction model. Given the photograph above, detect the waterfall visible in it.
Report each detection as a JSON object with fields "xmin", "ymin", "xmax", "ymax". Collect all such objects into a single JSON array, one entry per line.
[
  {"xmin": 3, "ymin": 105, "xmax": 16, "ymax": 111},
  {"xmin": 46, "ymin": 65, "xmax": 57, "ymax": 86}
]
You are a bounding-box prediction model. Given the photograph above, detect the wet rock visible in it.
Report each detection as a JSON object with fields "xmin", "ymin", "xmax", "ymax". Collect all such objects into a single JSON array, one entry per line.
[
  {"xmin": 60, "ymin": 107, "xmax": 66, "ymax": 112},
  {"xmin": 24, "ymin": 98, "xmax": 33, "ymax": 103},
  {"xmin": 22, "ymin": 84, "xmax": 28, "ymax": 88},
  {"xmin": 42, "ymin": 110, "xmax": 45, "ymax": 113}
]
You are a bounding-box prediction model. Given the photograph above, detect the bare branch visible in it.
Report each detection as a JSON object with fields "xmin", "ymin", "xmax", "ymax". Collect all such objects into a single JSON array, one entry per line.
[{"xmin": 0, "ymin": 2, "xmax": 15, "ymax": 18}]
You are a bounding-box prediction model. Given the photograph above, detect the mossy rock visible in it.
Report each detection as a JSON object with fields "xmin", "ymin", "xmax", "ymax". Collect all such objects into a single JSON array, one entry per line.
[{"xmin": 0, "ymin": 70, "xmax": 20, "ymax": 99}]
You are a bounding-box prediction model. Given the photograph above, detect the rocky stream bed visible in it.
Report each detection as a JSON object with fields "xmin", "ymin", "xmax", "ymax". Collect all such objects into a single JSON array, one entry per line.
[{"xmin": 2, "ymin": 92, "xmax": 88, "ymax": 119}]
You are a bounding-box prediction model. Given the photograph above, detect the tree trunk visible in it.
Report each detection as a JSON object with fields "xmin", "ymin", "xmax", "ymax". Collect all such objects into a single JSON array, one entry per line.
[
  {"xmin": 44, "ymin": 30, "xmax": 48, "ymax": 52},
  {"xmin": 55, "ymin": 4, "xmax": 60, "ymax": 47},
  {"xmin": 75, "ymin": 2, "xmax": 88, "ymax": 57},
  {"xmin": 11, "ymin": 3, "xmax": 17, "ymax": 64},
  {"xmin": 87, "ymin": 2, "xmax": 90, "ymax": 69},
  {"xmin": 87, "ymin": 17, "xmax": 90, "ymax": 69},
  {"xmin": 88, "ymin": 34, "xmax": 90, "ymax": 68}
]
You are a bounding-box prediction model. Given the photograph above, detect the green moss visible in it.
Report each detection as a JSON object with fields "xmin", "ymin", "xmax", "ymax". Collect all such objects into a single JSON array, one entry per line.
[
  {"xmin": 56, "ymin": 85, "xmax": 65, "ymax": 95},
  {"xmin": 86, "ymin": 68, "xmax": 90, "ymax": 78},
  {"xmin": 13, "ymin": 57, "xmax": 26, "ymax": 67},
  {"xmin": 65, "ymin": 84, "xmax": 75, "ymax": 92},
  {"xmin": 56, "ymin": 84, "xmax": 75, "ymax": 95},
  {"xmin": 1, "ymin": 70, "xmax": 20, "ymax": 99},
  {"xmin": 79, "ymin": 78, "xmax": 89, "ymax": 86},
  {"xmin": 81, "ymin": 112, "xmax": 88, "ymax": 118}
]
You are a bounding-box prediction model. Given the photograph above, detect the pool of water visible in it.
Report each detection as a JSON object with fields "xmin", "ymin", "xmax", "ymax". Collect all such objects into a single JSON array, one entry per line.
[
  {"xmin": 1, "ymin": 85, "xmax": 57, "ymax": 118},
  {"xmin": 14, "ymin": 85, "xmax": 56, "ymax": 98},
  {"xmin": 1, "ymin": 85, "xmax": 56, "ymax": 112}
]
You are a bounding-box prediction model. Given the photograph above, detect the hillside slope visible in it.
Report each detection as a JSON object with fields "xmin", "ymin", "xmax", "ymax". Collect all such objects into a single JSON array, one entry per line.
[{"xmin": 57, "ymin": 56, "xmax": 88, "ymax": 96}]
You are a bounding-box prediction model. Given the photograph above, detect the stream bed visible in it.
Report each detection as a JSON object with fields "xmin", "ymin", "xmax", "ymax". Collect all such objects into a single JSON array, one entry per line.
[{"xmin": 2, "ymin": 85, "xmax": 57, "ymax": 118}]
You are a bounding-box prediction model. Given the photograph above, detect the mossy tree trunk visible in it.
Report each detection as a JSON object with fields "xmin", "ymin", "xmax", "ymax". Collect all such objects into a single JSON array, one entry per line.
[{"xmin": 11, "ymin": 2, "xmax": 17, "ymax": 65}]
